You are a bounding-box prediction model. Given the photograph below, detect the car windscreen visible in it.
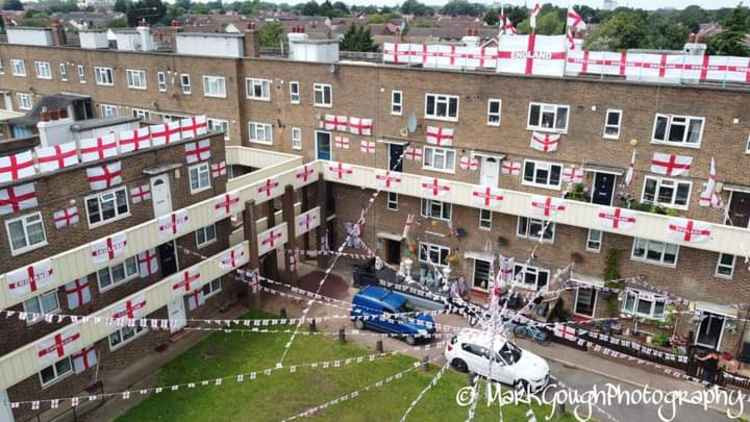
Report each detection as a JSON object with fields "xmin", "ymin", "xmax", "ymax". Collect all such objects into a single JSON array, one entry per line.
[
  {"xmin": 496, "ymin": 341, "xmax": 522, "ymax": 365},
  {"xmin": 399, "ymin": 301, "xmax": 416, "ymax": 313}
]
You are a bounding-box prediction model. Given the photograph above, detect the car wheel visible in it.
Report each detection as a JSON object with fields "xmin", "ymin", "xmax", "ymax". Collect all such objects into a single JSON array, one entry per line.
[
  {"xmin": 514, "ymin": 379, "xmax": 530, "ymax": 395},
  {"xmin": 405, "ymin": 335, "xmax": 416, "ymax": 345},
  {"xmin": 354, "ymin": 319, "xmax": 365, "ymax": 330},
  {"xmin": 451, "ymin": 358, "xmax": 469, "ymax": 373}
]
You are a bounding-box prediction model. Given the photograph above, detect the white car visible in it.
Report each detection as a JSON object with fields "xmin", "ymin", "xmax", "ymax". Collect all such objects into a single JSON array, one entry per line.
[{"xmin": 445, "ymin": 329, "xmax": 550, "ymax": 392}]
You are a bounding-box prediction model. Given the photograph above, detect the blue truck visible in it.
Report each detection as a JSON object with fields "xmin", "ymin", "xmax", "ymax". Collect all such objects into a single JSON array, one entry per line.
[{"xmin": 350, "ymin": 286, "xmax": 436, "ymax": 345}]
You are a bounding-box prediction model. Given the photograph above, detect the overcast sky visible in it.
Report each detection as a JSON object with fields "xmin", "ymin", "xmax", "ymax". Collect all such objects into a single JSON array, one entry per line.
[{"xmin": 289, "ymin": 1, "xmax": 743, "ymax": 10}]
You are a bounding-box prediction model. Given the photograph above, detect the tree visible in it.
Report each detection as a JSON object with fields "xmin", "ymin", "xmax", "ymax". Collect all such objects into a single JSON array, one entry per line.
[
  {"xmin": 109, "ymin": 17, "xmax": 128, "ymax": 28},
  {"xmin": 707, "ymin": 5, "xmax": 750, "ymax": 56},
  {"xmin": 440, "ymin": 0, "xmax": 485, "ymax": 17},
  {"xmin": 677, "ymin": 5, "xmax": 709, "ymax": 33},
  {"xmin": 400, "ymin": 0, "xmax": 431, "ymax": 17},
  {"xmin": 258, "ymin": 21, "xmax": 283, "ymax": 48},
  {"xmin": 644, "ymin": 18, "xmax": 689, "ymax": 50},
  {"xmin": 113, "ymin": 0, "xmax": 130, "ymax": 13},
  {"xmin": 340, "ymin": 23, "xmax": 377, "ymax": 52},
  {"xmin": 584, "ymin": 10, "xmax": 648, "ymax": 50},
  {"xmin": 573, "ymin": 5, "xmax": 600, "ymax": 24},
  {"xmin": 126, "ymin": 0, "xmax": 166, "ymax": 26},
  {"xmin": 2, "ymin": 0, "xmax": 24, "ymax": 11},
  {"xmin": 517, "ymin": 11, "xmax": 564, "ymax": 35},
  {"xmin": 483, "ymin": 9, "xmax": 498, "ymax": 26},
  {"xmin": 301, "ymin": 0, "xmax": 319, "ymax": 16},
  {"xmin": 191, "ymin": 3, "xmax": 209, "ymax": 14}
]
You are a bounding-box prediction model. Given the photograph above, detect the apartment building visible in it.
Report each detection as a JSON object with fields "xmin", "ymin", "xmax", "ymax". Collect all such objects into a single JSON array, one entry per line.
[{"xmin": 1, "ymin": 24, "xmax": 750, "ymax": 419}]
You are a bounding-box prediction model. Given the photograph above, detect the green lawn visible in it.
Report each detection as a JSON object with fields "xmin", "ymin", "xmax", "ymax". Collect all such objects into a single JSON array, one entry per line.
[{"xmin": 117, "ymin": 312, "xmax": 579, "ymax": 422}]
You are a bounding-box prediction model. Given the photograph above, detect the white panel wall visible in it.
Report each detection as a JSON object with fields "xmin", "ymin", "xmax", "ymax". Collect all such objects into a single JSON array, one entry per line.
[
  {"xmin": 6, "ymin": 28, "xmax": 53, "ymax": 47},
  {"xmin": 175, "ymin": 34, "xmax": 244, "ymax": 58}
]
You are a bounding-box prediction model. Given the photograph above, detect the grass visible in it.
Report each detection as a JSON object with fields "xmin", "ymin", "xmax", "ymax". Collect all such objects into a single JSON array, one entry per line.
[{"xmin": 117, "ymin": 311, "xmax": 579, "ymax": 422}]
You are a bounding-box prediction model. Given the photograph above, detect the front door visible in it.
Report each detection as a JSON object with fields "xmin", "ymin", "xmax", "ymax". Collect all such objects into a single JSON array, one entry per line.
[
  {"xmin": 316, "ymin": 131, "xmax": 332, "ymax": 160},
  {"xmin": 388, "ymin": 144, "xmax": 404, "ymax": 172},
  {"xmin": 167, "ymin": 297, "xmax": 187, "ymax": 334},
  {"xmin": 480, "ymin": 156, "xmax": 500, "ymax": 187},
  {"xmin": 574, "ymin": 287, "xmax": 597, "ymax": 318},
  {"xmin": 592, "ymin": 172, "xmax": 616, "ymax": 205},
  {"xmin": 385, "ymin": 239, "xmax": 401, "ymax": 265},
  {"xmin": 0, "ymin": 390, "xmax": 13, "ymax": 422},
  {"xmin": 696, "ymin": 312, "xmax": 725, "ymax": 350},
  {"xmin": 727, "ymin": 191, "xmax": 750, "ymax": 228},
  {"xmin": 150, "ymin": 174, "xmax": 173, "ymax": 217},
  {"xmin": 158, "ymin": 241, "xmax": 178, "ymax": 277}
]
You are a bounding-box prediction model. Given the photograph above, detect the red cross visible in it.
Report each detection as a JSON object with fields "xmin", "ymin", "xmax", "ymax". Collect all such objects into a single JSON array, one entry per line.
[
  {"xmin": 328, "ymin": 162, "xmax": 352, "ymax": 179},
  {"xmin": 183, "ymin": 116, "xmax": 207, "ymax": 137},
  {"xmin": 390, "ymin": 43, "xmax": 402, "ymax": 64},
  {"xmin": 361, "ymin": 141, "xmax": 375, "ymax": 153},
  {"xmin": 532, "ymin": 133, "xmax": 559, "ymax": 152},
  {"xmin": 131, "ymin": 186, "xmax": 150, "ymax": 202},
  {"xmin": 38, "ymin": 332, "xmax": 81, "ymax": 359},
  {"xmin": 0, "ymin": 153, "xmax": 33, "ymax": 181},
  {"xmin": 298, "ymin": 213, "xmax": 317, "ymax": 231},
  {"xmin": 496, "ymin": 33, "xmax": 566, "ymax": 75},
  {"xmin": 152, "ymin": 122, "xmax": 181, "ymax": 143},
  {"xmin": 350, "ymin": 119, "xmax": 372, "ymax": 135},
  {"xmin": 376, "ymin": 172, "xmax": 401, "ymax": 188},
  {"xmin": 500, "ymin": 266, "xmax": 513, "ymax": 280},
  {"xmin": 20, "ymin": 265, "xmax": 46, "ymax": 293},
  {"xmin": 502, "ymin": 161, "xmax": 521, "ymax": 174},
  {"xmin": 427, "ymin": 127, "xmax": 452, "ymax": 146},
  {"xmin": 421, "ymin": 178, "xmax": 450, "ymax": 196},
  {"xmin": 651, "ymin": 154, "xmax": 690, "ymax": 176},
  {"xmin": 54, "ymin": 207, "xmax": 78, "ymax": 226},
  {"xmin": 557, "ymin": 324, "xmax": 576, "ymax": 339},
  {"xmin": 88, "ymin": 164, "xmax": 121, "ymax": 189},
  {"xmin": 38, "ymin": 145, "xmax": 76, "ymax": 169},
  {"xmin": 669, "ymin": 220, "xmax": 711, "ymax": 242},
  {"xmin": 0, "ymin": 185, "xmax": 36, "ymax": 213},
  {"xmin": 531, "ymin": 197, "xmax": 565, "ymax": 217},
  {"xmin": 296, "ymin": 165, "xmax": 315, "ymax": 183},
  {"xmin": 103, "ymin": 237, "xmax": 118, "ymax": 259},
  {"xmin": 598, "ymin": 208, "xmax": 635, "ymax": 229},
  {"xmin": 80, "ymin": 137, "xmax": 116, "ymax": 161},
  {"xmin": 173, "ymin": 270, "xmax": 200, "ymax": 293},
  {"xmin": 73, "ymin": 347, "xmax": 95, "ymax": 370},
  {"xmin": 64, "ymin": 279, "xmax": 89, "ymax": 306},
  {"xmin": 120, "ymin": 129, "xmax": 150, "ymax": 151},
  {"xmin": 215, "ymin": 193, "xmax": 239, "ymax": 214},
  {"xmin": 405, "ymin": 147, "xmax": 422, "ymax": 161},
  {"xmin": 138, "ymin": 250, "xmax": 158, "ymax": 275},
  {"xmin": 211, "ymin": 161, "xmax": 226, "ymax": 177},
  {"xmin": 186, "ymin": 141, "xmax": 211, "ymax": 162},
  {"xmin": 161, "ymin": 213, "xmax": 181, "ymax": 235},
  {"xmin": 112, "ymin": 298, "xmax": 145, "ymax": 319},
  {"xmin": 257, "ymin": 178, "xmax": 279, "ymax": 198},
  {"xmin": 472, "ymin": 187, "xmax": 503, "ymax": 207},
  {"xmin": 189, "ymin": 289, "xmax": 201, "ymax": 307},
  {"xmin": 262, "ymin": 230, "xmax": 283, "ymax": 248},
  {"xmin": 223, "ymin": 249, "xmax": 244, "ymax": 268}
]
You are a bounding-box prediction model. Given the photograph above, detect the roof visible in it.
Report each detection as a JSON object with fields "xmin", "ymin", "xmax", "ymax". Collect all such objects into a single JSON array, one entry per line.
[
  {"xmin": 176, "ymin": 32, "xmax": 246, "ymax": 38},
  {"xmin": 359, "ymin": 286, "xmax": 406, "ymax": 309},
  {"xmin": 70, "ymin": 116, "xmax": 140, "ymax": 132},
  {"xmin": 8, "ymin": 93, "xmax": 90, "ymax": 127}
]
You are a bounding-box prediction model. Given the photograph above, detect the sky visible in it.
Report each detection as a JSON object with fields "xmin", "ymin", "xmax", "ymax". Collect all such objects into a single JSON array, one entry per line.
[{"xmin": 270, "ymin": 0, "xmax": 744, "ymax": 10}]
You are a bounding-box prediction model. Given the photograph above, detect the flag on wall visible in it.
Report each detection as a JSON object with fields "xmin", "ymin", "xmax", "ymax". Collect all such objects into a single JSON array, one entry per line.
[
  {"xmin": 36, "ymin": 143, "xmax": 79, "ymax": 173},
  {"xmin": 0, "ymin": 150, "xmax": 36, "ymax": 183},
  {"xmin": 79, "ymin": 134, "xmax": 117, "ymax": 163},
  {"xmin": 65, "ymin": 278, "xmax": 92, "ymax": 309},
  {"xmin": 6, "ymin": 259, "xmax": 55, "ymax": 298},
  {"xmin": 86, "ymin": 161, "xmax": 123, "ymax": 190},
  {"xmin": 0, "ymin": 182, "xmax": 37, "ymax": 215},
  {"xmin": 53, "ymin": 206, "xmax": 79, "ymax": 229},
  {"xmin": 650, "ymin": 152, "xmax": 692, "ymax": 177}
]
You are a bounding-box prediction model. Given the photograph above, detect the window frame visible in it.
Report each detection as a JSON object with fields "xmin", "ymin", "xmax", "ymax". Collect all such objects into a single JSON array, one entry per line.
[
  {"xmin": 34, "ymin": 61, "xmax": 52, "ymax": 80},
  {"xmin": 386, "ymin": 192, "xmax": 399, "ymax": 211},
  {"xmin": 603, "ymin": 109, "xmax": 622, "ymax": 139},
  {"xmin": 157, "ymin": 71, "xmax": 167, "ymax": 92},
  {"xmin": 512, "ymin": 263, "xmax": 550, "ymax": 291},
  {"xmin": 622, "ymin": 288, "xmax": 666, "ymax": 321},
  {"xmin": 418, "ymin": 242, "xmax": 450, "ymax": 268},
  {"xmin": 207, "ymin": 118, "xmax": 230, "ymax": 141},
  {"xmin": 479, "ymin": 209, "xmax": 492, "ymax": 230},
  {"xmin": 715, "ymin": 253, "xmax": 736, "ymax": 280},
  {"xmin": 313, "ymin": 83, "xmax": 333, "ymax": 108},
  {"xmin": 291, "ymin": 127, "xmax": 302, "ymax": 150},
  {"xmin": 196, "ymin": 224, "xmax": 218, "ymax": 248},
  {"xmin": 522, "ymin": 159, "xmax": 563, "ymax": 190},
  {"xmin": 586, "ymin": 229, "xmax": 603, "ymax": 253},
  {"xmin": 38, "ymin": 356, "xmax": 73, "ymax": 388},
  {"xmin": 59, "ymin": 63, "xmax": 68, "ymax": 81},
  {"xmin": 641, "ymin": 175, "xmax": 692, "ymax": 210},
  {"xmin": 527, "ymin": 102, "xmax": 570, "ymax": 133},
  {"xmin": 245, "ymin": 77, "xmax": 271, "ymax": 101},
  {"xmin": 203, "ymin": 75, "xmax": 227, "ymax": 98},
  {"xmin": 516, "ymin": 217, "xmax": 555, "ymax": 243},
  {"xmin": 651, "ymin": 113, "xmax": 705, "ymax": 148},
  {"xmin": 109, "ymin": 325, "xmax": 147, "ymax": 351},
  {"xmin": 424, "ymin": 93, "xmax": 459, "ymax": 122},
  {"xmin": 94, "ymin": 66, "xmax": 114, "ymax": 86},
  {"xmin": 420, "ymin": 198, "xmax": 452, "ymax": 222},
  {"xmin": 11, "ymin": 59, "xmax": 26, "ymax": 77},
  {"xmin": 126, "ymin": 69, "xmax": 147, "ymax": 90},
  {"xmin": 23, "ymin": 290, "xmax": 60, "ymax": 325},
  {"xmin": 180, "ymin": 73, "xmax": 192, "ymax": 95},
  {"xmin": 248, "ymin": 121, "xmax": 273, "ymax": 145},
  {"xmin": 391, "ymin": 90, "xmax": 403, "ymax": 116},
  {"xmin": 631, "ymin": 238, "xmax": 679, "ymax": 268},
  {"xmin": 472, "ymin": 258, "xmax": 492, "ymax": 291},
  {"xmin": 6, "ymin": 211, "xmax": 48, "ymax": 256},
  {"xmin": 188, "ymin": 162, "xmax": 212, "ymax": 194},
  {"xmin": 0, "ymin": 58, "xmax": 4, "ymax": 74},
  {"xmin": 97, "ymin": 256, "xmax": 139, "ymax": 292},
  {"xmin": 17, "ymin": 93, "xmax": 32, "ymax": 111},
  {"xmin": 487, "ymin": 98, "xmax": 502, "ymax": 127},
  {"xmin": 422, "ymin": 145, "xmax": 456, "ymax": 173},
  {"xmin": 85, "ymin": 186, "xmax": 130, "ymax": 229},
  {"xmin": 201, "ymin": 278, "xmax": 223, "ymax": 300},
  {"xmin": 100, "ymin": 104, "xmax": 119, "ymax": 118},
  {"xmin": 77, "ymin": 64, "xmax": 86, "ymax": 83},
  {"xmin": 289, "ymin": 80, "xmax": 301, "ymax": 104}
]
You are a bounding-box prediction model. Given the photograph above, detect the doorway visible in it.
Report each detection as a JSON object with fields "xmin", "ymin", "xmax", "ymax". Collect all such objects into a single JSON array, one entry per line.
[
  {"xmin": 592, "ymin": 172, "xmax": 616, "ymax": 205},
  {"xmin": 167, "ymin": 297, "xmax": 186, "ymax": 333},
  {"xmin": 384, "ymin": 239, "xmax": 401, "ymax": 265},
  {"xmin": 574, "ymin": 287, "xmax": 597, "ymax": 318},
  {"xmin": 150, "ymin": 174, "xmax": 173, "ymax": 217},
  {"xmin": 158, "ymin": 241, "xmax": 178, "ymax": 277},
  {"xmin": 388, "ymin": 144, "xmax": 404, "ymax": 172},
  {"xmin": 315, "ymin": 131, "xmax": 332, "ymax": 160},
  {"xmin": 0, "ymin": 390, "xmax": 13, "ymax": 422},
  {"xmin": 727, "ymin": 191, "xmax": 750, "ymax": 228},
  {"xmin": 479, "ymin": 156, "xmax": 500, "ymax": 187},
  {"xmin": 696, "ymin": 312, "xmax": 726, "ymax": 350}
]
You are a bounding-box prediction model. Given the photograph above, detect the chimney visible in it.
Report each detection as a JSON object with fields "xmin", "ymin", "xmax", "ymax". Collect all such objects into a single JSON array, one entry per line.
[
  {"xmin": 37, "ymin": 108, "xmax": 75, "ymax": 147},
  {"xmin": 136, "ymin": 22, "xmax": 155, "ymax": 52},
  {"xmin": 51, "ymin": 20, "xmax": 67, "ymax": 46},
  {"xmin": 243, "ymin": 24, "xmax": 261, "ymax": 58}
]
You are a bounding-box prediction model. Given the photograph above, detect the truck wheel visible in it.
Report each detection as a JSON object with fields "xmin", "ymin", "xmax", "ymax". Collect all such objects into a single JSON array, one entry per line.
[
  {"xmin": 405, "ymin": 335, "xmax": 416, "ymax": 345},
  {"xmin": 354, "ymin": 319, "xmax": 365, "ymax": 330}
]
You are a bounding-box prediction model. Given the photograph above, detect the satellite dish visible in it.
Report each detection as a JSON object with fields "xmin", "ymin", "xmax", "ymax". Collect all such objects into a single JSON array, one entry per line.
[{"xmin": 407, "ymin": 113, "xmax": 417, "ymax": 133}]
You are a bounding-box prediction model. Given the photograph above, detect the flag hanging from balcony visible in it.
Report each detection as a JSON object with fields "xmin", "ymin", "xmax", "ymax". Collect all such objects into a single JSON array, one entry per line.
[
  {"xmin": 459, "ymin": 156, "xmax": 479, "ymax": 171},
  {"xmin": 79, "ymin": 134, "xmax": 117, "ymax": 163},
  {"xmin": 496, "ymin": 34, "xmax": 567, "ymax": 77},
  {"xmin": 553, "ymin": 323, "xmax": 577, "ymax": 341},
  {"xmin": 138, "ymin": 249, "xmax": 160, "ymax": 277},
  {"xmin": 6, "ymin": 259, "xmax": 55, "ymax": 298},
  {"xmin": 667, "ymin": 218, "xmax": 712, "ymax": 243},
  {"xmin": 220, "ymin": 245, "xmax": 248, "ymax": 270},
  {"xmin": 214, "ymin": 191, "xmax": 241, "ymax": 218},
  {"xmin": 72, "ymin": 346, "xmax": 97, "ymax": 374},
  {"xmin": 188, "ymin": 289, "xmax": 205, "ymax": 311},
  {"xmin": 530, "ymin": 195, "xmax": 566, "ymax": 217},
  {"xmin": 36, "ymin": 327, "xmax": 82, "ymax": 366},
  {"xmin": 64, "ymin": 278, "xmax": 91, "ymax": 310},
  {"xmin": 501, "ymin": 160, "xmax": 521, "ymax": 176},
  {"xmin": 562, "ymin": 166, "xmax": 584, "ymax": 183},
  {"xmin": 130, "ymin": 184, "xmax": 151, "ymax": 204},
  {"xmin": 36, "ymin": 142, "xmax": 79, "ymax": 173},
  {"xmin": 111, "ymin": 293, "xmax": 147, "ymax": 320},
  {"xmin": 53, "ymin": 206, "xmax": 79, "ymax": 229},
  {"xmin": 180, "ymin": 115, "xmax": 208, "ymax": 139},
  {"xmin": 118, "ymin": 127, "xmax": 151, "ymax": 153},
  {"xmin": 650, "ymin": 152, "xmax": 692, "ymax": 177},
  {"xmin": 530, "ymin": 132, "xmax": 560, "ymax": 152},
  {"xmin": 420, "ymin": 177, "xmax": 451, "ymax": 197},
  {"xmin": 596, "ymin": 206, "xmax": 636, "ymax": 231},
  {"xmin": 0, "ymin": 150, "xmax": 36, "ymax": 184},
  {"xmin": 699, "ymin": 157, "xmax": 722, "ymax": 208},
  {"xmin": 0, "ymin": 182, "xmax": 37, "ymax": 216},
  {"xmin": 86, "ymin": 161, "xmax": 123, "ymax": 191},
  {"xmin": 158, "ymin": 209, "xmax": 190, "ymax": 240},
  {"xmin": 150, "ymin": 121, "xmax": 182, "ymax": 146},
  {"xmin": 184, "ymin": 139, "xmax": 211, "ymax": 164},
  {"xmin": 471, "ymin": 186, "xmax": 504, "ymax": 208},
  {"xmin": 326, "ymin": 162, "xmax": 354, "ymax": 180},
  {"xmin": 211, "ymin": 161, "xmax": 227, "ymax": 178},
  {"xmin": 90, "ymin": 233, "xmax": 128, "ymax": 264},
  {"xmin": 349, "ymin": 117, "xmax": 373, "ymax": 136},
  {"xmin": 425, "ymin": 126, "xmax": 454, "ymax": 146}
]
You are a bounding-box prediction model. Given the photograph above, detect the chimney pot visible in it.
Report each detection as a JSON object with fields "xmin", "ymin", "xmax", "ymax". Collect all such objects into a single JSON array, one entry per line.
[
  {"xmin": 41, "ymin": 111, "xmax": 50, "ymax": 122},
  {"xmin": 50, "ymin": 109, "xmax": 59, "ymax": 120},
  {"xmin": 59, "ymin": 108, "xmax": 68, "ymax": 119}
]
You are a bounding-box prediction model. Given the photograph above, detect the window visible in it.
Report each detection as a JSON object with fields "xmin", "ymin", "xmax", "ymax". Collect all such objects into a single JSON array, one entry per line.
[
  {"xmin": 386, "ymin": 192, "xmax": 398, "ymax": 210},
  {"xmin": 652, "ymin": 114, "xmax": 704, "ymax": 147},
  {"xmin": 180, "ymin": 74, "xmax": 191, "ymax": 94},
  {"xmin": 418, "ymin": 242, "xmax": 450, "ymax": 267},
  {"xmin": 516, "ymin": 217, "xmax": 554, "ymax": 243},
  {"xmin": 17, "ymin": 93, "xmax": 32, "ymax": 111},
  {"xmin": 6, "ymin": 212, "xmax": 47, "ymax": 255},
  {"xmin": 522, "ymin": 160, "xmax": 562, "ymax": 189},
  {"xmin": 391, "ymin": 90, "xmax": 403, "ymax": 115},
  {"xmin": 77, "ymin": 64, "xmax": 86, "ymax": 83},
  {"xmin": 586, "ymin": 229, "xmax": 602, "ymax": 252},
  {"xmin": 132, "ymin": 108, "xmax": 151, "ymax": 121},
  {"xmin": 622, "ymin": 289, "xmax": 666, "ymax": 320},
  {"xmin": 513, "ymin": 264, "xmax": 549, "ymax": 290},
  {"xmin": 189, "ymin": 162, "xmax": 211, "ymax": 193},
  {"xmin": 23, "ymin": 291, "xmax": 60, "ymax": 324},
  {"xmin": 248, "ymin": 122, "xmax": 273, "ymax": 145},
  {"xmin": 97, "ymin": 256, "xmax": 139, "ymax": 291},
  {"xmin": 34, "ymin": 61, "xmax": 52, "ymax": 79},
  {"xmin": 109, "ymin": 325, "xmax": 147, "ymax": 351},
  {"xmin": 479, "ymin": 209, "xmax": 492, "ymax": 230},
  {"xmin": 420, "ymin": 199, "xmax": 452, "ymax": 222},
  {"xmin": 641, "ymin": 176, "xmax": 691, "ymax": 210},
  {"xmin": 715, "ymin": 253, "xmax": 735, "ymax": 279},
  {"xmin": 196, "ymin": 224, "xmax": 217, "ymax": 248},
  {"xmin": 203, "ymin": 75, "xmax": 227, "ymax": 98},
  {"xmin": 12, "ymin": 59, "xmax": 26, "ymax": 76},
  {"xmin": 94, "ymin": 66, "xmax": 114, "ymax": 86},
  {"xmin": 631, "ymin": 238, "xmax": 679, "ymax": 267},
  {"xmin": 207, "ymin": 118, "xmax": 230, "ymax": 141},
  {"xmin": 527, "ymin": 102, "xmax": 569, "ymax": 132},
  {"xmin": 424, "ymin": 93, "xmax": 459, "ymax": 121},
  {"xmin": 157, "ymin": 71, "xmax": 167, "ymax": 92},
  {"xmin": 423, "ymin": 146, "xmax": 455, "ymax": 173},
  {"xmin": 291, "ymin": 127, "xmax": 302, "ymax": 150},
  {"xmin": 313, "ymin": 83, "xmax": 332, "ymax": 107},
  {"xmin": 100, "ymin": 104, "xmax": 119, "ymax": 118},
  {"xmin": 39, "ymin": 357, "xmax": 73, "ymax": 387},
  {"xmin": 246, "ymin": 78, "xmax": 270, "ymax": 100},
  {"xmin": 0, "ymin": 58, "xmax": 4, "ymax": 74},
  {"xmin": 85, "ymin": 187, "xmax": 129, "ymax": 228},
  {"xmin": 472, "ymin": 258, "xmax": 491, "ymax": 290},
  {"xmin": 289, "ymin": 81, "xmax": 300, "ymax": 104},
  {"xmin": 59, "ymin": 63, "xmax": 68, "ymax": 81},
  {"xmin": 202, "ymin": 278, "xmax": 222, "ymax": 299},
  {"xmin": 603, "ymin": 109, "xmax": 621, "ymax": 139},
  {"xmin": 487, "ymin": 99, "xmax": 502, "ymax": 126},
  {"xmin": 126, "ymin": 69, "xmax": 147, "ymax": 90}
]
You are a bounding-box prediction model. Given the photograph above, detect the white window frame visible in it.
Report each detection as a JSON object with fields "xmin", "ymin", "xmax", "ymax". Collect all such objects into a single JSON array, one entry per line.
[
  {"xmin": 472, "ymin": 258, "xmax": 492, "ymax": 291},
  {"xmin": 77, "ymin": 64, "xmax": 86, "ymax": 83},
  {"xmin": 23, "ymin": 290, "xmax": 60, "ymax": 325},
  {"xmin": 522, "ymin": 159, "xmax": 562, "ymax": 190},
  {"xmin": 38, "ymin": 356, "xmax": 73, "ymax": 388},
  {"xmin": 479, "ymin": 209, "xmax": 492, "ymax": 230},
  {"xmin": 513, "ymin": 263, "xmax": 550, "ymax": 291},
  {"xmin": 622, "ymin": 288, "xmax": 666, "ymax": 320},
  {"xmin": 746, "ymin": 134, "xmax": 750, "ymax": 154},
  {"xmin": 641, "ymin": 176, "xmax": 692, "ymax": 210},
  {"xmin": 313, "ymin": 83, "xmax": 332, "ymax": 108},
  {"xmin": 157, "ymin": 71, "xmax": 167, "ymax": 92},
  {"xmin": 248, "ymin": 121, "xmax": 273, "ymax": 145},
  {"xmin": 94, "ymin": 66, "xmax": 114, "ymax": 86},
  {"xmin": 527, "ymin": 102, "xmax": 569, "ymax": 133},
  {"xmin": 132, "ymin": 108, "xmax": 151, "ymax": 121},
  {"xmin": 188, "ymin": 162, "xmax": 212, "ymax": 194},
  {"xmin": 109, "ymin": 325, "xmax": 147, "ymax": 351},
  {"xmin": 0, "ymin": 58, "xmax": 4, "ymax": 74},
  {"xmin": 11, "ymin": 59, "xmax": 26, "ymax": 77},
  {"xmin": 196, "ymin": 224, "xmax": 218, "ymax": 248},
  {"xmin": 651, "ymin": 113, "xmax": 704, "ymax": 148},
  {"xmin": 246, "ymin": 78, "xmax": 271, "ymax": 101},
  {"xmin": 203, "ymin": 75, "xmax": 227, "ymax": 98},
  {"xmin": 386, "ymin": 192, "xmax": 398, "ymax": 211},
  {"xmin": 34, "ymin": 61, "xmax": 52, "ymax": 79},
  {"xmin": 715, "ymin": 253, "xmax": 736, "ymax": 280},
  {"xmin": 631, "ymin": 238, "xmax": 679, "ymax": 268},
  {"xmin": 603, "ymin": 109, "xmax": 622, "ymax": 139},
  {"xmin": 17, "ymin": 93, "xmax": 32, "ymax": 111},
  {"xmin": 516, "ymin": 217, "xmax": 555, "ymax": 243},
  {"xmin": 6, "ymin": 212, "xmax": 47, "ymax": 256},
  {"xmin": 291, "ymin": 127, "xmax": 302, "ymax": 150},
  {"xmin": 289, "ymin": 81, "xmax": 300, "ymax": 104},
  {"xmin": 424, "ymin": 93, "xmax": 459, "ymax": 122},
  {"xmin": 100, "ymin": 104, "xmax": 119, "ymax": 118},
  {"xmin": 391, "ymin": 90, "xmax": 403, "ymax": 116},
  {"xmin": 418, "ymin": 242, "xmax": 450, "ymax": 268},
  {"xmin": 59, "ymin": 63, "xmax": 68, "ymax": 81},
  {"xmin": 85, "ymin": 187, "xmax": 130, "ymax": 228},
  {"xmin": 180, "ymin": 73, "xmax": 192, "ymax": 95},
  {"xmin": 201, "ymin": 278, "xmax": 223, "ymax": 300},
  {"xmin": 97, "ymin": 256, "xmax": 139, "ymax": 292},
  {"xmin": 586, "ymin": 229, "xmax": 603, "ymax": 252},
  {"xmin": 422, "ymin": 146, "xmax": 456, "ymax": 173},
  {"xmin": 420, "ymin": 198, "xmax": 452, "ymax": 222},
  {"xmin": 126, "ymin": 69, "xmax": 147, "ymax": 90},
  {"xmin": 207, "ymin": 118, "xmax": 230, "ymax": 141},
  {"xmin": 487, "ymin": 98, "xmax": 502, "ymax": 127}
]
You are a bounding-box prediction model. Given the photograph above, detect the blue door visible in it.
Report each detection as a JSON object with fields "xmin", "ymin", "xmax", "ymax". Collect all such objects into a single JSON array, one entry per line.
[{"xmin": 316, "ymin": 131, "xmax": 331, "ymax": 160}]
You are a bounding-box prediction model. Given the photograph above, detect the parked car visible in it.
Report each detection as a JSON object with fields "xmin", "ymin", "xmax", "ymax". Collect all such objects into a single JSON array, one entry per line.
[
  {"xmin": 350, "ymin": 286, "xmax": 436, "ymax": 345},
  {"xmin": 445, "ymin": 329, "xmax": 550, "ymax": 392}
]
